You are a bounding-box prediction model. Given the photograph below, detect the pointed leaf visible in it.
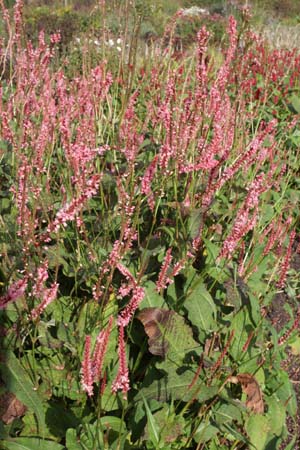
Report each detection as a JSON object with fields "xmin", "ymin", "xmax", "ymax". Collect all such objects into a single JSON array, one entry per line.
[
  {"xmin": 266, "ymin": 395, "xmax": 285, "ymax": 437},
  {"xmin": 0, "ymin": 352, "xmax": 46, "ymax": 436},
  {"xmin": 184, "ymin": 281, "xmax": 216, "ymax": 333},
  {"xmin": 139, "ymin": 281, "xmax": 166, "ymax": 309},
  {"xmin": 229, "ymin": 309, "xmax": 252, "ymax": 360},
  {"xmin": 188, "ymin": 209, "xmax": 203, "ymax": 240},
  {"xmin": 1, "ymin": 438, "xmax": 64, "ymax": 450},
  {"xmin": 141, "ymin": 393, "xmax": 160, "ymax": 446},
  {"xmin": 137, "ymin": 367, "xmax": 217, "ymax": 403},
  {"xmin": 245, "ymin": 415, "xmax": 271, "ymax": 450}
]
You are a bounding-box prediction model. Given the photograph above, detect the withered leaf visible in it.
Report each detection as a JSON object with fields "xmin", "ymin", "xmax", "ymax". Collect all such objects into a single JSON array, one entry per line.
[
  {"xmin": 137, "ymin": 308, "xmax": 175, "ymax": 357},
  {"xmin": 229, "ymin": 373, "xmax": 264, "ymax": 414},
  {"xmin": 0, "ymin": 392, "xmax": 27, "ymax": 424}
]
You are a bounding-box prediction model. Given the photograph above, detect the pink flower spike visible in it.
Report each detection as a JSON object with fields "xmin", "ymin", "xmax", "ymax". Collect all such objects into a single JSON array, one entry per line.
[
  {"xmin": 32, "ymin": 261, "xmax": 49, "ymax": 298},
  {"xmin": 116, "ymin": 263, "xmax": 137, "ymax": 287},
  {"xmin": 117, "ymin": 285, "xmax": 145, "ymax": 327},
  {"xmin": 112, "ymin": 325, "xmax": 130, "ymax": 398},
  {"xmin": 0, "ymin": 278, "xmax": 27, "ymax": 310},
  {"xmin": 81, "ymin": 335, "xmax": 94, "ymax": 397},
  {"xmin": 92, "ymin": 316, "xmax": 114, "ymax": 383},
  {"xmin": 156, "ymin": 248, "xmax": 173, "ymax": 292},
  {"xmin": 30, "ymin": 282, "xmax": 59, "ymax": 320},
  {"xmin": 277, "ymin": 230, "xmax": 296, "ymax": 289}
]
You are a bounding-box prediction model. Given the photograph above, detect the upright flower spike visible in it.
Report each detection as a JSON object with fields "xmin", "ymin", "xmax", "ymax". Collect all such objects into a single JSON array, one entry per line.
[
  {"xmin": 156, "ymin": 248, "xmax": 173, "ymax": 292},
  {"xmin": 141, "ymin": 155, "xmax": 159, "ymax": 212},
  {"xmin": 32, "ymin": 261, "xmax": 49, "ymax": 298},
  {"xmin": 117, "ymin": 285, "xmax": 145, "ymax": 327},
  {"xmin": 48, "ymin": 174, "xmax": 102, "ymax": 233},
  {"xmin": 81, "ymin": 335, "xmax": 94, "ymax": 397},
  {"xmin": 0, "ymin": 278, "xmax": 27, "ymax": 310},
  {"xmin": 112, "ymin": 325, "xmax": 130, "ymax": 398},
  {"xmin": 92, "ymin": 317, "xmax": 114, "ymax": 383},
  {"xmin": 30, "ymin": 282, "xmax": 59, "ymax": 320},
  {"xmin": 218, "ymin": 174, "xmax": 268, "ymax": 261},
  {"xmin": 277, "ymin": 230, "xmax": 296, "ymax": 289},
  {"xmin": 116, "ymin": 263, "xmax": 145, "ymax": 327},
  {"xmin": 29, "ymin": 261, "xmax": 59, "ymax": 320}
]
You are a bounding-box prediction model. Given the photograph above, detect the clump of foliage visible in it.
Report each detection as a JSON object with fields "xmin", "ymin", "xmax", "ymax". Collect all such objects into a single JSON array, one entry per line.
[
  {"xmin": 0, "ymin": 1, "xmax": 299, "ymax": 450},
  {"xmin": 23, "ymin": 5, "xmax": 84, "ymax": 48}
]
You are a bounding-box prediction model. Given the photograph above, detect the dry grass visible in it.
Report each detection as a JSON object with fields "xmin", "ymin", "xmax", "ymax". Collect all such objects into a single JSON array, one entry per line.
[{"xmin": 259, "ymin": 22, "xmax": 300, "ymax": 49}]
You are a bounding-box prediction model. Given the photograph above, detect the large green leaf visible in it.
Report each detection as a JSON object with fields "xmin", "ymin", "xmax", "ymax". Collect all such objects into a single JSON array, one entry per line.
[
  {"xmin": 137, "ymin": 308, "xmax": 199, "ymax": 362},
  {"xmin": 65, "ymin": 429, "xmax": 82, "ymax": 450},
  {"xmin": 184, "ymin": 280, "xmax": 217, "ymax": 334},
  {"xmin": 289, "ymin": 94, "xmax": 300, "ymax": 114},
  {"xmin": 67, "ymin": 418, "xmax": 127, "ymax": 450},
  {"xmin": 188, "ymin": 208, "xmax": 203, "ymax": 240},
  {"xmin": 0, "ymin": 438, "xmax": 64, "ymax": 450},
  {"xmin": 137, "ymin": 367, "xmax": 218, "ymax": 403},
  {"xmin": 214, "ymin": 402, "xmax": 242, "ymax": 426},
  {"xmin": 141, "ymin": 393, "xmax": 160, "ymax": 447},
  {"xmin": 0, "ymin": 352, "xmax": 46, "ymax": 436},
  {"xmin": 193, "ymin": 420, "xmax": 219, "ymax": 444},
  {"xmin": 245, "ymin": 415, "xmax": 271, "ymax": 450},
  {"xmin": 139, "ymin": 281, "xmax": 166, "ymax": 309},
  {"xmin": 273, "ymin": 370, "xmax": 297, "ymax": 417},
  {"xmin": 148, "ymin": 406, "xmax": 185, "ymax": 444},
  {"xmin": 266, "ymin": 395, "xmax": 285, "ymax": 437},
  {"xmin": 228, "ymin": 308, "xmax": 252, "ymax": 361}
]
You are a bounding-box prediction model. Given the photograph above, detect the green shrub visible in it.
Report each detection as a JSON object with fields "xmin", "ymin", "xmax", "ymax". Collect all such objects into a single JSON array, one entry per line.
[{"xmin": 24, "ymin": 6, "xmax": 83, "ymax": 48}]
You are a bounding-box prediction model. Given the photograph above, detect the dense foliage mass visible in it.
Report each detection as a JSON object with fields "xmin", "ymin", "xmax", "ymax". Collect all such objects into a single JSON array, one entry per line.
[{"xmin": 0, "ymin": 1, "xmax": 299, "ymax": 449}]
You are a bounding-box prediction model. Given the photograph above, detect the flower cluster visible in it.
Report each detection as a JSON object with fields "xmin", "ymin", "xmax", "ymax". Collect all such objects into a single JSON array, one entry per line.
[
  {"xmin": 81, "ymin": 317, "xmax": 113, "ymax": 397},
  {"xmin": 111, "ymin": 325, "xmax": 130, "ymax": 398},
  {"xmin": 0, "ymin": 278, "xmax": 27, "ymax": 310},
  {"xmin": 48, "ymin": 174, "xmax": 102, "ymax": 233},
  {"xmin": 30, "ymin": 262, "xmax": 59, "ymax": 320},
  {"xmin": 116, "ymin": 263, "xmax": 145, "ymax": 327}
]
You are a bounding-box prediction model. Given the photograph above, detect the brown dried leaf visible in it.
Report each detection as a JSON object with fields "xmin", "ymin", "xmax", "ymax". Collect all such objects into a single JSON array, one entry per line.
[
  {"xmin": 229, "ymin": 373, "xmax": 264, "ymax": 414},
  {"xmin": 0, "ymin": 392, "xmax": 27, "ymax": 424},
  {"xmin": 137, "ymin": 308, "xmax": 175, "ymax": 357}
]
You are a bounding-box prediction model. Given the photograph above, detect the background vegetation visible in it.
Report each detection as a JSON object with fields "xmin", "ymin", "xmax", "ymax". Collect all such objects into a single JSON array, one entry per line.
[{"xmin": 0, "ymin": 1, "xmax": 299, "ymax": 449}]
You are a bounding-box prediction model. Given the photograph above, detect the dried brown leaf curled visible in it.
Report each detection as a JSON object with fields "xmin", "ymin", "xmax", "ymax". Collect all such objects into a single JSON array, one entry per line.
[
  {"xmin": 137, "ymin": 308, "xmax": 175, "ymax": 357},
  {"xmin": 0, "ymin": 392, "xmax": 27, "ymax": 424},
  {"xmin": 229, "ymin": 373, "xmax": 264, "ymax": 414}
]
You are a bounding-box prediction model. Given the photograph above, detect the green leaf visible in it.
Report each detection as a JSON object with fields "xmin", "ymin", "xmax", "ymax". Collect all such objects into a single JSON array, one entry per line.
[
  {"xmin": 184, "ymin": 280, "xmax": 216, "ymax": 333},
  {"xmin": 45, "ymin": 401, "xmax": 80, "ymax": 438},
  {"xmin": 245, "ymin": 415, "xmax": 271, "ymax": 450},
  {"xmin": 289, "ymin": 94, "xmax": 300, "ymax": 114},
  {"xmin": 99, "ymin": 416, "xmax": 125, "ymax": 432},
  {"xmin": 188, "ymin": 208, "xmax": 203, "ymax": 240},
  {"xmin": 139, "ymin": 281, "xmax": 166, "ymax": 309},
  {"xmin": 137, "ymin": 308, "xmax": 199, "ymax": 361},
  {"xmin": 137, "ymin": 367, "xmax": 217, "ymax": 403},
  {"xmin": 266, "ymin": 395, "xmax": 285, "ymax": 437},
  {"xmin": 141, "ymin": 393, "xmax": 160, "ymax": 446},
  {"xmin": 289, "ymin": 335, "xmax": 300, "ymax": 355},
  {"xmin": 193, "ymin": 420, "xmax": 219, "ymax": 444},
  {"xmin": 150, "ymin": 406, "xmax": 185, "ymax": 444},
  {"xmin": 214, "ymin": 403, "xmax": 242, "ymax": 425},
  {"xmin": 274, "ymin": 371, "xmax": 297, "ymax": 417},
  {"xmin": 229, "ymin": 308, "xmax": 252, "ymax": 361},
  {"xmin": 0, "ymin": 352, "xmax": 46, "ymax": 436},
  {"xmin": 77, "ymin": 300, "xmax": 101, "ymax": 336},
  {"xmin": 65, "ymin": 429, "xmax": 82, "ymax": 450},
  {"xmin": 0, "ymin": 438, "xmax": 64, "ymax": 450},
  {"xmin": 202, "ymin": 238, "xmax": 220, "ymax": 264},
  {"xmin": 100, "ymin": 383, "xmax": 121, "ymax": 412},
  {"xmin": 77, "ymin": 424, "xmax": 100, "ymax": 450}
]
